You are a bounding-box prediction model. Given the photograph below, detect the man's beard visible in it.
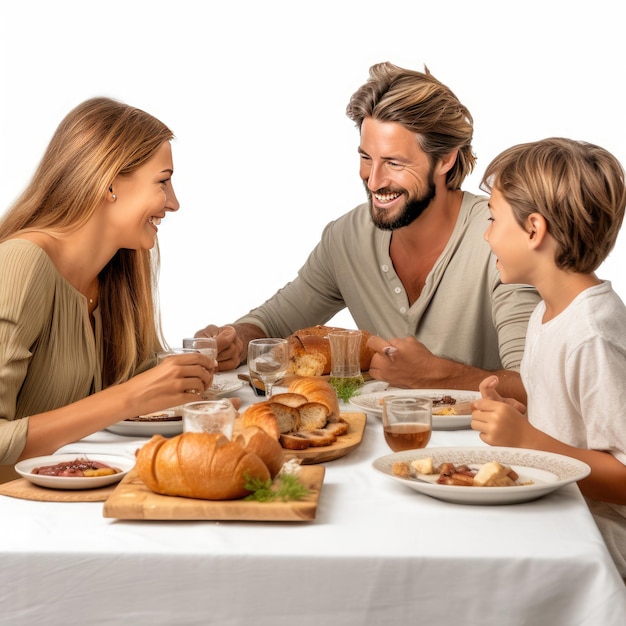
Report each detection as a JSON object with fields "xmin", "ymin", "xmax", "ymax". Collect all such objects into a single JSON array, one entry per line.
[{"xmin": 367, "ymin": 175, "xmax": 436, "ymax": 231}]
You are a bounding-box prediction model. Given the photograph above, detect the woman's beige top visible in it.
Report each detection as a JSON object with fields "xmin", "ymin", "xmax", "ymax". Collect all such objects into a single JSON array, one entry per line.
[{"xmin": 0, "ymin": 239, "xmax": 103, "ymax": 464}]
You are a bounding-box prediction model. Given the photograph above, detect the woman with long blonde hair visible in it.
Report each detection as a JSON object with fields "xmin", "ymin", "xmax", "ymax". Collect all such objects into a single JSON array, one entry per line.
[{"xmin": 0, "ymin": 97, "xmax": 213, "ymax": 471}]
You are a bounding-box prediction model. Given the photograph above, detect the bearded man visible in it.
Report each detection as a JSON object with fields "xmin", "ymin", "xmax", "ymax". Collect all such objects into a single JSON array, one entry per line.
[{"xmin": 197, "ymin": 62, "xmax": 539, "ymax": 402}]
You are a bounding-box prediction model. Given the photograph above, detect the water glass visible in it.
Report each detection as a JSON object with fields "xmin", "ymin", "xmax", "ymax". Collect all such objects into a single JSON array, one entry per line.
[
  {"xmin": 182, "ymin": 337, "xmax": 217, "ymax": 361},
  {"xmin": 328, "ymin": 330, "xmax": 363, "ymax": 395},
  {"xmin": 382, "ymin": 396, "xmax": 432, "ymax": 452},
  {"xmin": 182, "ymin": 400, "xmax": 236, "ymax": 439}
]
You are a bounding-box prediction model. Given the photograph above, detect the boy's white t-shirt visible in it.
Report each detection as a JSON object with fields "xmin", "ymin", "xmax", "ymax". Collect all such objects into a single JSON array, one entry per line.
[{"xmin": 521, "ymin": 280, "xmax": 626, "ymax": 575}]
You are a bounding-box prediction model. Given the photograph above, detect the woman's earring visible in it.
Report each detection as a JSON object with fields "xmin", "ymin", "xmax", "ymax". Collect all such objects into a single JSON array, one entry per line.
[{"xmin": 111, "ymin": 194, "xmax": 117, "ymax": 200}]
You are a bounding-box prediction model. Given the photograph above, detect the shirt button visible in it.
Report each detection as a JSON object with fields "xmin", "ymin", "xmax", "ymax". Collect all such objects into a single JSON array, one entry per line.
[
  {"xmin": 394, "ymin": 287, "xmax": 402, "ymax": 294},
  {"xmin": 381, "ymin": 265, "xmax": 389, "ymax": 272},
  {"xmin": 400, "ymin": 307, "xmax": 407, "ymax": 314}
]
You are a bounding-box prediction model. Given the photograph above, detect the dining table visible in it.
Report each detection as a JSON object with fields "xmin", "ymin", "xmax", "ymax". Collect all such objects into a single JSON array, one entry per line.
[{"xmin": 1, "ymin": 368, "xmax": 625, "ymax": 626}]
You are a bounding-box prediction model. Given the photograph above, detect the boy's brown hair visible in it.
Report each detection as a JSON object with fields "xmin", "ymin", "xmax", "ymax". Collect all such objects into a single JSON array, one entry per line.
[{"xmin": 481, "ymin": 137, "xmax": 626, "ymax": 273}]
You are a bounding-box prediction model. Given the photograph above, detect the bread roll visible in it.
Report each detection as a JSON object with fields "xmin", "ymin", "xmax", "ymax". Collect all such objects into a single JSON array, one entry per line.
[
  {"xmin": 135, "ymin": 430, "xmax": 280, "ymax": 500},
  {"xmin": 287, "ymin": 378, "xmax": 340, "ymax": 419},
  {"xmin": 235, "ymin": 426, "xmax": 285, "ymax": 478},
  {"xmin": 239, "ymin": 378, "xmax": 348, "ymax": 451},
  {"xmin": 268, "ymin": 393, "xmax": 308, "ymax": 408},
  {"xmin": 287, "ymin": 325, "xmax": 375, "ymax": 376},
  {"xmin": 298, "ymin": 402, "xmax": 330, "ymax": 432},
  {"xmin": 240, "ymin": 402, "xmax": 300, "ymax": 438}
]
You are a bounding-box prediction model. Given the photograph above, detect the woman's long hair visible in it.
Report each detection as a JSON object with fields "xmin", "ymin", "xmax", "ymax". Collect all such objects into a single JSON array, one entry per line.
[{"xmin": 0, "ymin": 97, "xmax": 173, "ymax": 386}]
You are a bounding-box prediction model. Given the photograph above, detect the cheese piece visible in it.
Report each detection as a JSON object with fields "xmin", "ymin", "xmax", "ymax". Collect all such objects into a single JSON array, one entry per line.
[{"xmin": 411, "ymin": 457, "xmax": 434, "ymax": 475}]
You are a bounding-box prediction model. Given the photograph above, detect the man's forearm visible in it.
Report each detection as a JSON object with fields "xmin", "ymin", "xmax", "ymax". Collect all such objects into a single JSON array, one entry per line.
[{"xmin": 435, "ymin": 360, "xmax": 527, "ymax": 405}]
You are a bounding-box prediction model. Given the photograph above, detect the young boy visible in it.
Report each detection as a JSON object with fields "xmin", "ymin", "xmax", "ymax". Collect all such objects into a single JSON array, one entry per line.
[{"xmin": 471, "ymin": 137, "xmax": 626, "ymax": 577}]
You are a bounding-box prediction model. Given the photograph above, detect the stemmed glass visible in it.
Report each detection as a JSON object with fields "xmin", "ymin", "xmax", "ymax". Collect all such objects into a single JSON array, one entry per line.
[{"xmin": 247, "ymin": 338, "xmax": 289, "ymax": 399}]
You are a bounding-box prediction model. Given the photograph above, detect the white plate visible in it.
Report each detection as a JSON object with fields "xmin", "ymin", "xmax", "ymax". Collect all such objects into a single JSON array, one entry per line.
[
  {"xmin": 208, "ymin": 377, "xmax": 243, "ymax": 397},
  {"xmin": 106, "ymin": 410, "xmax": 183, "ymax": 437},
  {"xmin": 350, "ymin": 388, "xmax": 481, "ymax": 430},
  {"xmin": 15, "ymin": 454, "xmax": 135, "ymax": 490},
  {"xmin": 372, "ymin": 447, "xmax": 591, "ymax": 505}
]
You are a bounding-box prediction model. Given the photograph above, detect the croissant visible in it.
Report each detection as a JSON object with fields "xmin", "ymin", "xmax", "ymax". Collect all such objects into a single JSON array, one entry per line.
[
  {"xmin": 286, "ymin": 325, "xmax": 375, "ymax": 376},
  {"xmin": 135, "ymin": 428, "xmax": 284, "ymax": 500}
]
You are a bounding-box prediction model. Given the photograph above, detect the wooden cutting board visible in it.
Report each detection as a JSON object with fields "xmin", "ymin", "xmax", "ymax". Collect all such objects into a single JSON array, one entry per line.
[
  {"xmin": 0, "ymin": 478, "xmax": 117, "ymax": 502},
  {"xmin": 103, "ymin": 465, "xmax": 325, "ymax": 521},
  {"xmin": 283, "ymin": 412, "xmax": 367, "ymax": 464}
]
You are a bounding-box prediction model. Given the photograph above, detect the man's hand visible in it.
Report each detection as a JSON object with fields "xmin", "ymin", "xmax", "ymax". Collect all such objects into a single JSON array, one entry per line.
[
  {"xmin": 195, "ymin": 323, "xmax": 266, "ymax": 371},
  {"xmin": 365, "ymin": 336, "xmax": 528, "ymax": 404},
  {"xmin": 366, "ymin": 335, "xmax": 450, "ymax": 388}
]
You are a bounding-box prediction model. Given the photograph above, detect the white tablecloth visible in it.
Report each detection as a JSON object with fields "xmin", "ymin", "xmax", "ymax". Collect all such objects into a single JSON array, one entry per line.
[{"xmin": 1, "ymin": 371, "xmax": 625, "ymax": 626}]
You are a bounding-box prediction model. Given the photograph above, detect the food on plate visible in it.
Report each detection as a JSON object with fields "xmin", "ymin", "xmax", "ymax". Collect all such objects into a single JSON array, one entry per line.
[
  {"xmin": 432, "ymin": 395, "xmax": 456, "ymax": 406},
  {"xmin": 433, "ymin": 462, "xmax": 477, "ymax": 486},
  {"xmin": 286, "ymin": 325, "xmax": 375, "ymax": 376},
  {"xmin": 392, "ymin": 461, "xmax": 411, "ymax": 478},
  {"xmin": 410, "ymin": 457, "xmax": 434, "ymax": 475},
  {"xmin": 135, "ymin": 426, "xmax": 285, "ymax": 500},
  {"xmin": 473, "ymin": 461, "xmax": 519, "ymax": 487},
  {"xmin": 239, "ymin": 378, "xmax": 349, "ymax": 450},
  {"xmin": 378, "ymin": 394, "xmax": 458, "ymax": 407},
  {"xmin": 125, "ymin": 413, "xmax": 182, "ymax": 422},
  {"xmin": 32, "ymin": 458, "xmax": 122, "ymax": 477},
  {"xmin": 391, "ymin": 458, "xmax": 531, "ymax": 487},
  {"xmin": 432, "ymin": 401, "xmax": 475, "ymax": 416},
  {"xmin": 433, "ymin": 407, "xmax": 457, "ymax": 416}
]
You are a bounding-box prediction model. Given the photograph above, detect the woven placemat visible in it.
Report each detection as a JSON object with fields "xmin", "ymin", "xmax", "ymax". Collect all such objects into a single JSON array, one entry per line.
[{"xmin": 0, "ymin": 478, "xmax": 116, "ymax": 502}]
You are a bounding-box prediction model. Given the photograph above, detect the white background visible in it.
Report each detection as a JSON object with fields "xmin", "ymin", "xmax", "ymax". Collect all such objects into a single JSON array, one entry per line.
[{"xmin": 1, "ymin": 1, "xmax": 624, "ymax": 345}]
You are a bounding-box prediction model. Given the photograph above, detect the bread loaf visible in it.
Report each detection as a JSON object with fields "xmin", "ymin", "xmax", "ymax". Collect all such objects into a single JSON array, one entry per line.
[
  {"xmin": 234, "ymin": 426, "xmax": 285, "ymax": 478},
  {"xmin": 287, "ymin": 377, "xmax": 340, "ymax": 418},
  {"xmin": 240, "ymin": 378, "xmax": 349, "ymax": 451},
  {"xmin": 241, "ymin": 402, "xmax": 301, "ymax": 439},
  {"xmin": 135, "ymin": 428, "xmax": 284, "ymax": 500},
  {"xmin": 286, "ymin": 325, "xmax": 375, "ymax": 376}
]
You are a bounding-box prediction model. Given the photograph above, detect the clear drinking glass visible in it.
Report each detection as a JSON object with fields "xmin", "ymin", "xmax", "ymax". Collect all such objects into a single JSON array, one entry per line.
[
  {"xmin": 182, "ymin": 400, "xmax": 236, "ymax": 439},
  {"xmin": 247, "ymin": 338, "xmax": 289, "ymax": 399},
  {"xmin": 382, "ymin": 396, "xmax": 432, "ymax": 452},
  {"xmin": 182, "ymin": 337, "xmax": 217, "ymax": 361},
  {"xmin": 156, "ymin": 348, "xmax": 197, "ymax": 364},
  {"xmin": 328, "ymin": 330, "xmax": 364, "ymax": 398}
]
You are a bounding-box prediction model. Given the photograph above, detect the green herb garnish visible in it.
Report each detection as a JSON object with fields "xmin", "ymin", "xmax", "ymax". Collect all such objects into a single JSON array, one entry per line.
[
  {"xmin": 329, "ymin": 375, "xmax": 364, "ymax": 402},
  {"xmin": 244, "ymin": 472, "xmax": 310, "ymax": 502}
]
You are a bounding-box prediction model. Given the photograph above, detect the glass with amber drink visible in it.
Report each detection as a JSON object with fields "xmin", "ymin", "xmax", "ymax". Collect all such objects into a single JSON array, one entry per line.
[{"xmin": 382, "ymin": 396, "xmax": 432, "ymax": 452}]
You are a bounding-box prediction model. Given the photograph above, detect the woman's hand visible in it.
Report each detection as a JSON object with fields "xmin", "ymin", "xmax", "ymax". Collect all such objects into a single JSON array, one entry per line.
[{"xmin": 124, "ymin": 352, "xmax": 215, "ymax": 416}]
